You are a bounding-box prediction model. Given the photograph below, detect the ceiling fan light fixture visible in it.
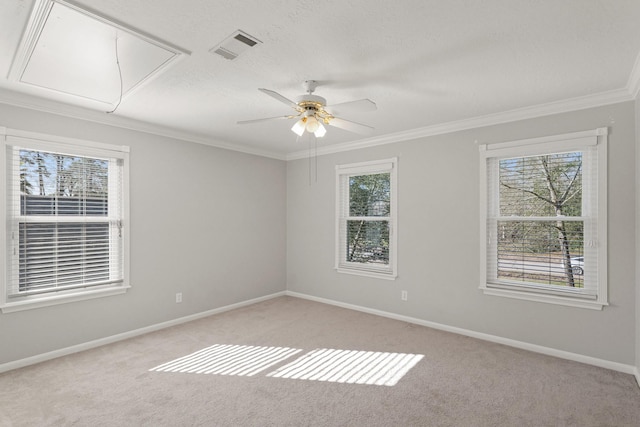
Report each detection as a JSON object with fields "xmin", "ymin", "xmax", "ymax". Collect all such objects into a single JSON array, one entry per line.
[
  {"xmin": 305, "ymin": 115, "xmax": 320, "ymax": 133},
  {"xmin": 314, "ymin": 122, "xmax": 327, "ymax": 138},
  {"xmin": 291, "ymin": 118, "xmax": 306, "ymax": 136}
]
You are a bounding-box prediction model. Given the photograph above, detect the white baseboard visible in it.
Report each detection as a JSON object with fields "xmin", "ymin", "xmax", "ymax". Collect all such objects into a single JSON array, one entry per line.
[
  {"xmin": 4, "ymin": 290, "xmax": 637, "ymax": 380},
  {"xmin": 0, "ymin": 291, "xmax": 286, "ymax": 374},
  {"xmin": 286, "ymin": 291, "xmax": 637, "ymax": 376}
]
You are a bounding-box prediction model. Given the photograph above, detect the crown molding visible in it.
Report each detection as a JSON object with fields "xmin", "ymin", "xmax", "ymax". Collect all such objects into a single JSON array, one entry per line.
[
  {"xmin": 0, "ymin": 88, "xmax": 286, "ymax": 161},
  {"xmin": 0, "ymin": 83, "xmax": 633, "ymax": 164},
  {"xmin": 627, "ymin": 51, "xmax": 640, "ymax": 99},
  {"xmin": 286, "ymin": 88, "xmax": 633, "ymax": 161}
]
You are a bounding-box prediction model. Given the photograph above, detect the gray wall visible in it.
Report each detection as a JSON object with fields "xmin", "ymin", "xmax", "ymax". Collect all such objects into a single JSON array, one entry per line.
[
  {"xmin": 636, "ymin": 93, "xmax": 640, "ymax": 375},
  {"xmin": 0, "ymin": 103, "xmax": 287, "ymax": 365},
  {"xmin": 287, "ymin": 101, "xmax": 636, "ymax": 365},
  {"xmin": 1, "ymin": 100, "xmax": 636, "ymax": 369}
]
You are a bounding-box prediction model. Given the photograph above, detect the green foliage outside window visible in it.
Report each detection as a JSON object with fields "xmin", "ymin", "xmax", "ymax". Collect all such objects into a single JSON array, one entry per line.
[{"xmin": 347, "ymin": 173, "xmax": 390, "ymax": 264}]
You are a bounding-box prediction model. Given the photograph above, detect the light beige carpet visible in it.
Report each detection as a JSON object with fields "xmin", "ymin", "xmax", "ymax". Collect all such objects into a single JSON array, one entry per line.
[{"xmin": 1, "ymin": 296, "xmax": 639, "ymax": 426}]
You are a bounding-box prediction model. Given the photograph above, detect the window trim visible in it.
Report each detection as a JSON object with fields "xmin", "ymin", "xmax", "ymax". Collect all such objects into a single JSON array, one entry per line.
[
  {"xmin": 1, "ymin": 127, "xmax": 130, "ymax": 313},
  {"xmin": 479, "ymin": 128, "xmax": 607, "ymax": 310},
  {"xmin": 335, "ymin": 157, "xmax": 398, "ymax": 280}
]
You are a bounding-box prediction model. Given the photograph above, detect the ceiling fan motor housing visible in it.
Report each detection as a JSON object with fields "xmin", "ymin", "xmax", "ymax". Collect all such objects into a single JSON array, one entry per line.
[
  {"xmin": 295, "ymin": 94, "xmax": 326, "ymax": 108},
  {"xmin": 295, "ymin": 94, "xmax": 331, "ymax": 126}
]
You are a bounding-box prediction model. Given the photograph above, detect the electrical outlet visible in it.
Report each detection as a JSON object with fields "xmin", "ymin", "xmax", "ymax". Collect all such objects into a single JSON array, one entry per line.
[
  {"xmin": 176, "ymin": 292, "xmax": 182, "ymax": 303},
  {"xmin": 401, "ymin": 290, "xmax": 408, "ymax": 301}
]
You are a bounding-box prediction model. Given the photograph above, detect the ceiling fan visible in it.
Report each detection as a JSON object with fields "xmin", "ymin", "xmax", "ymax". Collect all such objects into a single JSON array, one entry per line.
[{"xmin": 237, "ymin": 80, "xmax": 376, "ymax": 138}]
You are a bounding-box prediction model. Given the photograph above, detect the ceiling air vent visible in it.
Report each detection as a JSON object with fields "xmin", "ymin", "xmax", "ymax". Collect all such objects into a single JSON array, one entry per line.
[
  {"xmin": 210, "ymin": 30, "xmax": 261, "ymax": 60},
  {"xmin": 213, "ymin": 47, "xmax": 237, "ymax": 61}
]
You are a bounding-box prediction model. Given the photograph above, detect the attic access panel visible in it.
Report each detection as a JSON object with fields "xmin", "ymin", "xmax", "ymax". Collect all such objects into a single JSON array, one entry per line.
[{"xmin": 10, "ymin": 0, "xmax": 188, "ymax": 107}]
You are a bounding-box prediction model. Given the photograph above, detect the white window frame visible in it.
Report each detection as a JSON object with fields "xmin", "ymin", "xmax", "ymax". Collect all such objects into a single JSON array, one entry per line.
[
  {"xmin": 335, "ymin": 157, "xmax": 398, "ymax": 280},
  {"xmin": 1, "ymin": 127, "xmax": 130, "ymax": 313},
  {"xmin": 479, "ymin": 128, "xmax": 607, "ymax": 310}
]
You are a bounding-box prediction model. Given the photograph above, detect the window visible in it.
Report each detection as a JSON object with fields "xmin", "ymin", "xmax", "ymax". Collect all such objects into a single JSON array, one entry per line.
[
  {"xmin": 335, "ymin": 158, "xmax": 397, "ymax": 279},
  {"xmin": 479, "ymin": 128, "xmax": 607, "ymax": 310},
  {"xmin": 1, "ymin": 128, "xmax": 129, "ymax": 313}
]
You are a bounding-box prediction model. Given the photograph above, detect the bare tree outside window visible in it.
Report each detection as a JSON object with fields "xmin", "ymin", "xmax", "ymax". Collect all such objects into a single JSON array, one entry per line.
[
  {"xmin": 346, "ymin": 173, "xmax": 391, "ymax": 265},
  {"xmin": 497, "ymin": 153, "xmax": 583, "ymax": 287}
]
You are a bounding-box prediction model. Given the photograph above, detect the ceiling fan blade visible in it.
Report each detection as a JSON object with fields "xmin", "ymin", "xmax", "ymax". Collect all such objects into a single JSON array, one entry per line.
[
  {"xmin": 327, "ymin": 117, "xmax": 374, "ymax": 135},
  {"xmin": 258, "ymin": 88, "xmax": 299, "ymax": 110},
  {"xmin": 325, "ymin": 99, "xmax": 376, "ymax": 115},
  {"xmin": 237, "ymin": 115, "xmax": 297, "ymax": 125}
]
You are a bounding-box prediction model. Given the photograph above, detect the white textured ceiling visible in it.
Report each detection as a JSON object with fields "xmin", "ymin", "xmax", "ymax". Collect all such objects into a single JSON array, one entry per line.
[{"xmin": 1, "ymin": 0, "xmax": 640, "ymax": 159}]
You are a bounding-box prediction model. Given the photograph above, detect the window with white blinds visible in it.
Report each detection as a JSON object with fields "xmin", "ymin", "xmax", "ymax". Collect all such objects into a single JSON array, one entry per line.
[
  {"xmin": 2, "ymin": 128, "xmax": 129, "ymax": 312},
  {"xmin": 335, "ymin": 158, "xmax": 397, "ymax": 279},
  {"xmin": 479, "ymin": 128, "xmax": 607, "ymax": 310}
]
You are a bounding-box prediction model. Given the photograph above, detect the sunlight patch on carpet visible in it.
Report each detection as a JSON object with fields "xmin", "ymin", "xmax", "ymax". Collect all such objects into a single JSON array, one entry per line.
[
  {"xmin": 266, "ymin": 348, "xmax": 424, "ymax": 386},
  {"xmin": 149, "ymin": 344, "xmax": 302, "ymax": 376}
]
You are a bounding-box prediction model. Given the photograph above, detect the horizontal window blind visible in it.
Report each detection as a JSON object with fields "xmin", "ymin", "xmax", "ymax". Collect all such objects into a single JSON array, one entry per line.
[{"xmin": 7, "ymin": 146, "xmax": 124, "ymax": 297}]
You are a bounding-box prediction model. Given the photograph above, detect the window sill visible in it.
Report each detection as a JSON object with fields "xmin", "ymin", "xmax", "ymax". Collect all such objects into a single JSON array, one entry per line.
[
  {"xmin": 481, "ymin": 286, "xmax": 606, "ymax": 310},
  {"xmin": 336, "ymin": 267, "xmax": 397, "ymax": 280},
  {"xmin": 0, "ymin": 285, "xmax": 131, "ymax": 313}
]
